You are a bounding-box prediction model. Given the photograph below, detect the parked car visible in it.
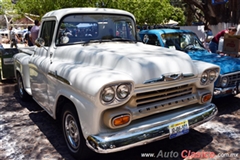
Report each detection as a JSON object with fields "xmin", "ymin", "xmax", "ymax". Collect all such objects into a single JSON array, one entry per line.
[
  {"xmin": 139, "ymin": 29, "xmax": 240, "ymax": 97},
  {"xmin": 13, "ymin": 8, "xmax": 220, "ymax": 159}
]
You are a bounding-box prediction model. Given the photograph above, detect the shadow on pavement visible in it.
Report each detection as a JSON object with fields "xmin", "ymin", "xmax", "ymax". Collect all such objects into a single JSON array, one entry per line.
[{"xmin": 212, "ymin": 95, "xmax": 240, "ymax": 116}]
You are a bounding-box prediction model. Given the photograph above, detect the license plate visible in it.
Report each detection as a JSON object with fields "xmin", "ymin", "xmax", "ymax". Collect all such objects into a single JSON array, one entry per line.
[{"xmin": 169, "ymin": 120, "xmax": 189, "ymax": 139}]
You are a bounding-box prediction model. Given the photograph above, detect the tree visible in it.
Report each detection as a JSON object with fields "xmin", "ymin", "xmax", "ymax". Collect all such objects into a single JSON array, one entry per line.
[
  {"xmin": 10, "ymin": 0, "xmax": 185, "ymax": 25},
  {"xmin": 181, "ymin": 0, "xmax": 240, "ymax": 25},
  {"xmin": 0, "ymin": 0, "xmax": 15, "ymax": 15},
  {"xmin": 0, "ymin": 0, "xmax": 22, "ymax": 27}
]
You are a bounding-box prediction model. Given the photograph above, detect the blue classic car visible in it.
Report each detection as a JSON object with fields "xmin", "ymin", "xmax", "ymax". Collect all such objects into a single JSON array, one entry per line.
[{"xmin": 139, "ymin": 29, "xmax": 240, "ymax": 97}]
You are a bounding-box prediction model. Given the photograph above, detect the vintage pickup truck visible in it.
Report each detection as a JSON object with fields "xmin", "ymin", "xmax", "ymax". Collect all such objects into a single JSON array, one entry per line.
[
  {"xmin": 139, "ymin": 29, "xmax": 240, "ymax": 98},
  {"xmin": 13, "ymin": 8, "xmax": 220, "ymax": 159}
]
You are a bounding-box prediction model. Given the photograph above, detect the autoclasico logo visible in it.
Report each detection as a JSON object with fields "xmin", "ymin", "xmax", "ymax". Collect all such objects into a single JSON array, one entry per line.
[
  {"xmin": 141, "ymin": 150, "xmax": 216, "ymax": 159},
  {"xmin": 181, "ymin": 150, "xmax": 215, "ymax": 159},
  {"xmin": 155, "ymin": 150, "xmax": 215, "ymax": 159},
  {"xmin": 141, "ymin": 150, "xmax": 239, "ymax": 159}
]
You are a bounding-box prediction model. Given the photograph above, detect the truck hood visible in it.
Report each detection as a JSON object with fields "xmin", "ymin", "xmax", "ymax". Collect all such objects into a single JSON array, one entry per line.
[
  {"xmin": 186, "ymin": 50, "xmax": 240, "ymax": 75},
  {"xmin": 55, "ymin": 43, "xmax": 198, "ymax": 85}
]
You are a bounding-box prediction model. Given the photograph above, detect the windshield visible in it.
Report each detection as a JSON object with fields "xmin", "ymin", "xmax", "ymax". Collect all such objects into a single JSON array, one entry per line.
[
  {"xmin": 56, "ymin": 14, "xmax": 136, "ymax": 45},
  {"xmin": 161, "ymin": 32, "xmax": 205, "ymax": 51}
]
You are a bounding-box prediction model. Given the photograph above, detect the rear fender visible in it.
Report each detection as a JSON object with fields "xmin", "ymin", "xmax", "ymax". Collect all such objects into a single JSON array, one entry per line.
[{"xmin": 14, "ymin": 53, "xmax": 32, "ymax": 95}]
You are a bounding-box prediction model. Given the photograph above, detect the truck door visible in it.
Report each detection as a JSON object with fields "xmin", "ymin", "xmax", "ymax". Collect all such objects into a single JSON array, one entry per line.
[{"xmin": 29, "ymin": 20, "xmax": 56, "ymax": 113}]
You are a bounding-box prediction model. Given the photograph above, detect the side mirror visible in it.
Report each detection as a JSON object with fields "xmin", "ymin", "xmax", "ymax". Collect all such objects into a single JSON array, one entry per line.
[
  {"xmin": 35, "ymin": 38, "xmax": 45, "ymax": 47},
  {"xmin": 35, "ymin": 38, "xmax": 48, "ymax": 51}
]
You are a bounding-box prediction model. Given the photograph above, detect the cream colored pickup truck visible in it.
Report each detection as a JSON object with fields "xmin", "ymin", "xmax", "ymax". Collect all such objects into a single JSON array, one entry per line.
[{"xmin": 13, "ymin": 8, "xmax": 220, "ymax": 159}]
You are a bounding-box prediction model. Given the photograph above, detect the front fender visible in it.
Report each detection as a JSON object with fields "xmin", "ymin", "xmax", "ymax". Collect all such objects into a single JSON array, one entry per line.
[
  {"xmin": 192, "ymin": 60, "xmax": 220, "ymax": 75},
  {"xmin": 53, "ymin": 89, "xmax": 100, "ymax": 138},
  {"xmin": 192, "ymin": 60, "xmax": 220, "ymax": 94},
  {"xmin": 50, "ymin": 67, "xmax": 135, "ymax": 137}
]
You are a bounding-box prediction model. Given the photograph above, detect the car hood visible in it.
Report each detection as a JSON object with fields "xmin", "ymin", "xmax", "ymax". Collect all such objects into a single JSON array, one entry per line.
[
  {"xmin": 186, "ymin": 50, "xmax": 240, "ymax": 75},
  {"xmin": 55, "ymin": 42, "xmax": 198, "ymax": 85}
]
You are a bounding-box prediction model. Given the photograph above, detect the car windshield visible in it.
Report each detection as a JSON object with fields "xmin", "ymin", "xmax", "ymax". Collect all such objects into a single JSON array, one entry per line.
[
  {"xmin": 56, "ymin": 14, "xmax": 137, "ymax": 45},
  {"xmin": 161, "ymin": 32, "xmax": 206, "ymax": 51}
]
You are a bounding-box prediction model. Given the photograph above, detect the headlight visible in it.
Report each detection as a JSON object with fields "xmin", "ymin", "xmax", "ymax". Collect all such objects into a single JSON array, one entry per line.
[
  {"xmin": 200, "ymin": 69, "xmax": 219, "ymax": 85},
  {"xmin": 201, "ymin": 71, "xmax": 208, "ymax": 84},
  {"xmin": 221, "ymin": 77, "xmax": 229, "ymax": 87},
  {"xmin": 117, "ymin": 84, "xmax": 130, "ymax": 99},
  {"xmin": 209, "ymin": 70, "xmax": 217, "ymax": 82},
  {"xmin": 100, "ymin": 83, "xmax": 133, "ymax": 105},
  {"xmin": 101, "ymin": 87, "xmax": 115, "ymax": 102}
]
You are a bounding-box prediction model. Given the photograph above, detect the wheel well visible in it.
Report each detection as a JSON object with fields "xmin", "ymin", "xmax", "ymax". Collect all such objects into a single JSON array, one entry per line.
[
  {"xmin": 15, "ymin": 70, "xmax": 22, "ymax": 81},
  {"xmin": 16, "ymin": 70, "xmax": 20, "ymax": 77},
  {"xmin": 56, "ymin": 95, "xmax": 75, "ymax": 122}
]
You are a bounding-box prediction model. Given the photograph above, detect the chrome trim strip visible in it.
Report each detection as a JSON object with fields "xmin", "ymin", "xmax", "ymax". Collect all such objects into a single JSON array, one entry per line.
[
  {"xmin": 143, "ymin": 73, "xmax": 194, "ymax": 84},
  {"xmin": 86, "ymin": 103, "xmax": 217, "ymax": 153},
  {"xmin": 48, "ymin": 72, "xmax": 70, "ymax": 85},
  {"xmin": 220, "ymin": 71, "xmax": 240, "ymax": 77}
]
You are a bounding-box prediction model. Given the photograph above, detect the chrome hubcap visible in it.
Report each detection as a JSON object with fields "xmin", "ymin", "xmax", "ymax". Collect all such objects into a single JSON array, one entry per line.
[{"xmin": 65, "ymin": 114, "xmax": 80, "ymax": 150}]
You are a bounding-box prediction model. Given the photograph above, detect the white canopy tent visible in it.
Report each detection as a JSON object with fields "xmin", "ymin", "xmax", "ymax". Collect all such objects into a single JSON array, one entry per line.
[{"xmin": 164, "ymin": 19, "xmax": 179, "ymax": 26}]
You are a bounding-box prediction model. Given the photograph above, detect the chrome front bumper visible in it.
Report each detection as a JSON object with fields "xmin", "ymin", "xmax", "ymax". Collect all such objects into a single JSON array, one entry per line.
[
  {"xmin": 86, "ymin": 103, "xmax": 217, "ymax": 153},
  {"xmin": 214, "ymin": 84, "xmax": 240, "ymax": 97}
]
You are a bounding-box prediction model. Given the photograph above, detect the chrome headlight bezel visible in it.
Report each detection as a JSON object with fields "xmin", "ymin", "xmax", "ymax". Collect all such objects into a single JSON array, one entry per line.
[
  {"xmin": 116, "ymin": 84, "xmax": 131, "ymax": 99},
  {"xmin": 209, "ymin": 70, "xmax": 217, "ymax": 82},
  {"xmin": 220, "ymin": 76, "xmax": 229, "ymax": 87},
  {"xmin": 101, "ymin": 86, "xmax": 115, "ymax": 103},
  {"xmin": 200, "ymin": 69, "xmax": 219, "ymax": 85},
  {"xmin": 100, "ymin": 82, "xmax": 133, "ymax": 105},
  {"xmin": 201, "ymin": 71, "xmax": 208, "ymax": 85}
]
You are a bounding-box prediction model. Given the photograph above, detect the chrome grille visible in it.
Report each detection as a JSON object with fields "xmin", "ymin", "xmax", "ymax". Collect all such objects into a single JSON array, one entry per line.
[
  {"xmin": 136, "ymin": 84, "xmax": 193, "ymax": 107},
  {"xmin": 228, "ymin": 73, "xmax": 240, "ymax": 86}
]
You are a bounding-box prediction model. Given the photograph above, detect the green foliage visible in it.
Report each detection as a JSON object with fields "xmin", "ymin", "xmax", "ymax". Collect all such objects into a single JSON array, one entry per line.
[
  {"xmin": 169, "ymin": 7, "xmax": 185, "ymax": 25},
  {"xmin": 0, "ymin": 0, "xmax": 16, "ymax": 15},
  {"xmin": 9, "ymin": 0, "xmax": 185, "ymax": 25}
]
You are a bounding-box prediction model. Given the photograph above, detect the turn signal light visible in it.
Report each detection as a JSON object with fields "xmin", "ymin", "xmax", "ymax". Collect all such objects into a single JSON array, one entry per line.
[
  {"xmin": 201, "ymin": 93, "xmax": 212, "ymax": 103},
  {"xmin": 112, "ymin": 115, "xmax": 130, "ymax": 126}
]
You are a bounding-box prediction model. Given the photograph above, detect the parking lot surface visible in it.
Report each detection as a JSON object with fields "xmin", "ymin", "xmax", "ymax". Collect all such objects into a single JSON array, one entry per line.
[{"xmin": 0, "ymin": 80, "xmax": 240, "ymax": 160}]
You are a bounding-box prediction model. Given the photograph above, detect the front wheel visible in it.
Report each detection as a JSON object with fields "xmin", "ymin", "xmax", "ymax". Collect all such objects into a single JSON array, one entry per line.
[
  {"xmin": 61, "ymin": 103, "xmax": 94, "ymax": 159},
  {"xmin": 16, "ymin": 73, "xmax": 30, "ymax": 101}
]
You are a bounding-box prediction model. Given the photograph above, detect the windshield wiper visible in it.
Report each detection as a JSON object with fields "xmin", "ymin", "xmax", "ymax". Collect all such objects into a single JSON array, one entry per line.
[
  {"xmin": 81, "ymin": 39, "xmax": 104, "ymax": 45},
  {"xmin": 111, "ymin": 37, "xmax": 136, "ymax": 43},
  {"xmin": 81, "ymin": 37, "xmax": 136, "ymax": 45},
  {"xmin": 186, "ymin": 46, "xmax": 206, "ymax": 51}
]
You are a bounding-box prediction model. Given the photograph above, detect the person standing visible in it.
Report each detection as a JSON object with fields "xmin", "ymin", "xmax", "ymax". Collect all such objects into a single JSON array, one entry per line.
[
  {"xmin": 8, "ymin": 26, "xmax": 19, "ymax": 48},
  {"xmin": 24, "ymin": 26, "xmax": 33, "ymax": 47},
  {"xmin": 0, "ymin": 34, "xmax": 3, "ymax": 48},
  {"xmin": 30, "ymin": 20, "xmax": 40, "ymax": 45},
  {"xmin": 209, "ymin": 26, "xmax": 237, "ymax": 53}
]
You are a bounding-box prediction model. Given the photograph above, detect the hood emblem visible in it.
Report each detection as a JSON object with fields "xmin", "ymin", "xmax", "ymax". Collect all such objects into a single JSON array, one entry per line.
[
  {"xmin": 164, "ymin": 73, "xmax": 183, "ymax": 81},
  {"xmin": 144, "ymin": 72, "xmax": 183, "ymax": 84}
]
